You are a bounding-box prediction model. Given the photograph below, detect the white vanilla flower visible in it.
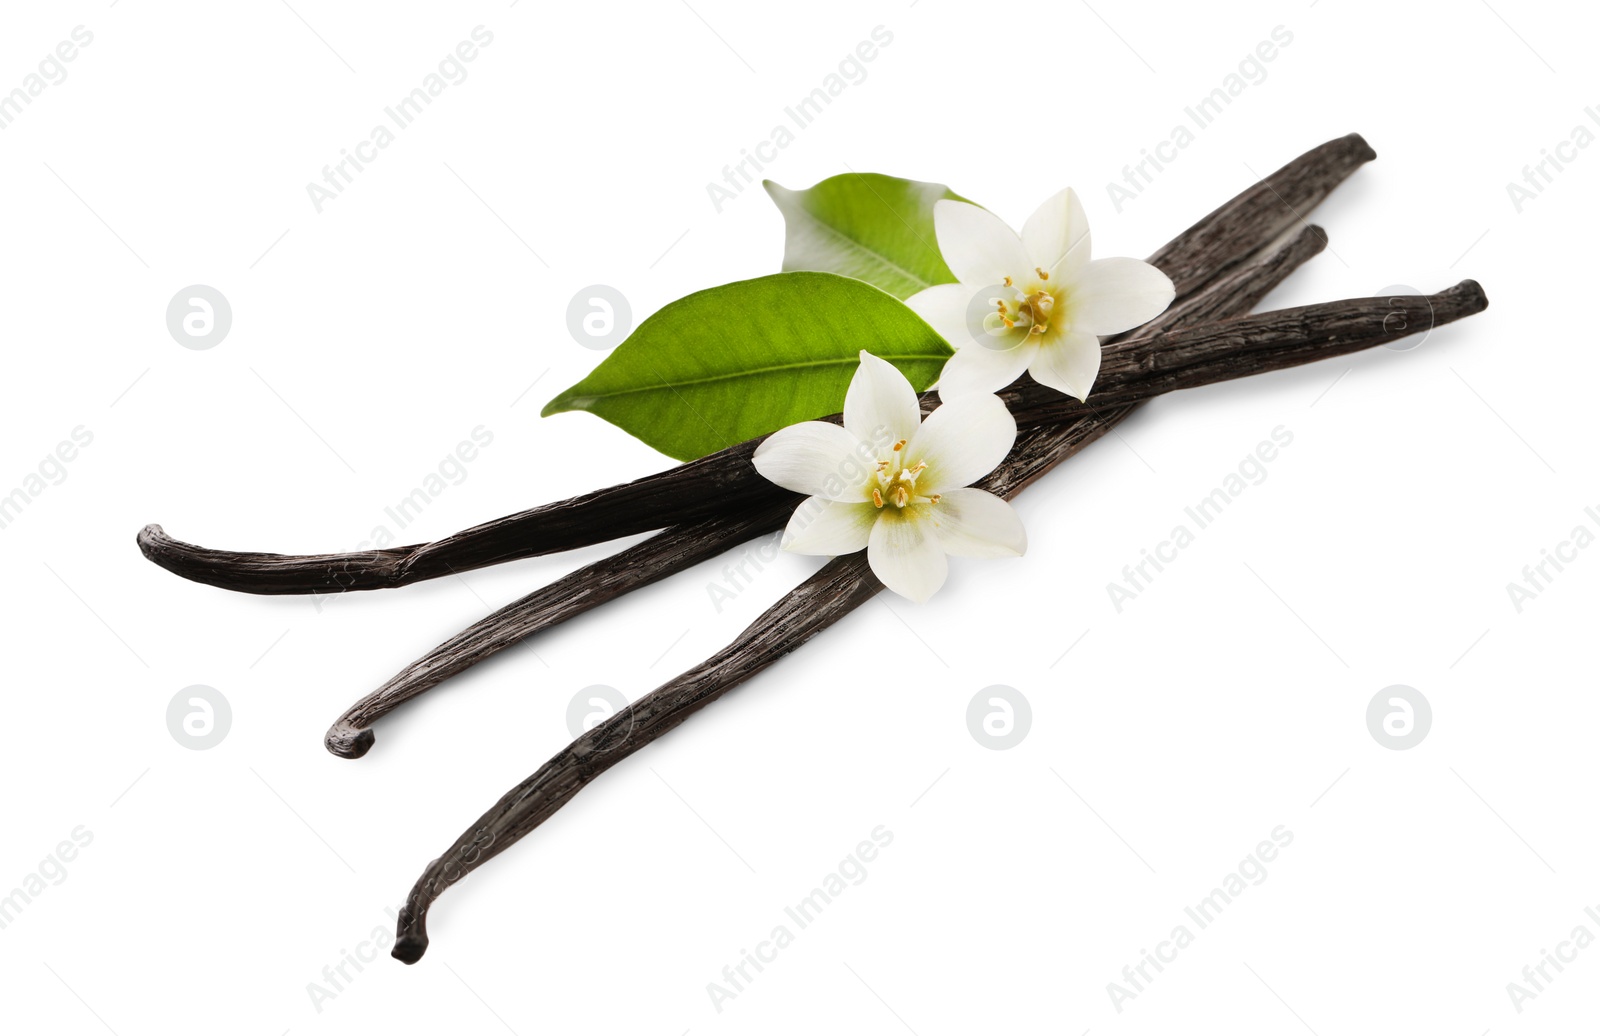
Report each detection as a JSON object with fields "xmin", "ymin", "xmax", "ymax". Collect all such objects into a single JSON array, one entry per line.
[
  {"xmin": 906, "ymin": 188, "xmax": 1175, "ymax": 401},
  {"xmin": 751, "ymin": 351, "xmax": 1025, "ymax": 603}
]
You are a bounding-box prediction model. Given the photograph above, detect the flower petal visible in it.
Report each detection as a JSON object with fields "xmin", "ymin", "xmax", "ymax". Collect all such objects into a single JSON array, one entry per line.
[
  {"xmin": 844, "ymin": 350, "xmax": 921, "ymax": 451},
  {"xmin": 752, "ymin": 421, "xmax": 872, "ymax": 501},
  {"xmin": 925, "ymin": 488, "xmax": 1026, "ymax": 558},
  {"xmin": 867, "ymin": 509, "xmax": 948, "ymax": 603},
  {"xmin": 1067, "ymin": 257, "xmax": 1176, "ymax": 335},
  {"xmin": 1027, "ymin": 328, "xmax": 1102, "ymax": 401},
  {"xmin": 1022, "ymin": 187, "xmax": 1092, "ymax": 280},
  {"xmin": 907, "ymin": 391, "xmax": 1017, "ymax": 494},
  {"xmin": 932, "ymin": 199, "xmax": 1032, "ymax": 287},
  {"xmin": 936, "ymin": 340, "xmax": 1033, "ymax": 400},
  {"xmin": 905, "ymin": 282, "xmax": 970, "ymax": 343},
  {"xmin": 781, "ymin": 496, "xmax": 879, "ymax": 556}
]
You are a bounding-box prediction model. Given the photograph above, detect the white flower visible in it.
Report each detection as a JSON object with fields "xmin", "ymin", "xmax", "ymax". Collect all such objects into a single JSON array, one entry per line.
[
  {"xmin": 751, "ymin": 352, "xmax": 1026, "ymax": 603},
  {"xmin": 906, "ymin": 188, "xmax": 1175, "ymax": 401}
]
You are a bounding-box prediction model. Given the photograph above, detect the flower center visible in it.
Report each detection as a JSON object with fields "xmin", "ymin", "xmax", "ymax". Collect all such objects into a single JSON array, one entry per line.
[
  {"xmin": 990, "ymin": 267, "xmax": 1061, "ymax": 338},
  {"xmin": 868, "ymin": 439, "xmax": 941, "ymax": 510}
]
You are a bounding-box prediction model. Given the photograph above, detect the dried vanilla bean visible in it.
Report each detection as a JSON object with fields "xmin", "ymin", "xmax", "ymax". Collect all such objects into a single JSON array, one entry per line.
[
  {"xmin": 327, "ymin": 223, "xmax": 1329, "ymax": 759},
  {"xmin": 1011, "ymin": 280, "xmax": 1488, "ymax": 427},
  {"xmin": 138, "ymin": 135, "xmax": 1375, "ymax": 598},
  {"xmin": 1146, "ymin": 132, "xmax": 1373, "ymax": 297},
  {"xmin": 324, "ymin": 500, "xmax": 795, "ymax": 758},
  {"xmin": 140, "ymin": 297, "xmax": 1361, "ymax": 598},
  {"xmin": 134, "ymin": 443, "xmax": 764, "ymax": 595}
]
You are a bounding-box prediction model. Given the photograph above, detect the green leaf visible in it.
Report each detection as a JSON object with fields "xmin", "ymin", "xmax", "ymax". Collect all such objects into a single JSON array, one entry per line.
[
  {"xmin": 541, "ymin": 272, "xmax": 952, "ymax": 461},
  {"xmin": 763, "ymin": 173, "xmax": 970, "ymax": 300}
]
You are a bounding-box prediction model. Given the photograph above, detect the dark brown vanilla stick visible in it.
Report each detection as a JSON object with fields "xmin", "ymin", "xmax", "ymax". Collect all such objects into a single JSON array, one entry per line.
[
  {"xmin": 1013, "ymin": 280, "xmax": 1488, "ymax": 426},
  {"xmin": 137, "ymin": 135, "xmax": 1376, "ymax": 597},
  {"xmin": 1146, "ymin": 132, "xmax": 1374, "ymax": 297},
  {"xmin": 329, "ymin": 223, "xmax": 1330, "ymax": 761},
  {"xmin": 134, "ymin": 442, "xmax": 760, "ymax": 595},
  {"xmin": 324, "ymin": 500, "xmax": 796, "ymax": 758},
  {"xmin": 141, "ymin": 290, "xmax": 1368, "ymax": 600}
]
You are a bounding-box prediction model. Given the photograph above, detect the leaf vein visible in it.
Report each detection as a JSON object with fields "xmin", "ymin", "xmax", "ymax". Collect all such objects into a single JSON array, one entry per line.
[{"xmin": 558, "ymin": 352, "xmax": 946, "ymax": 405}]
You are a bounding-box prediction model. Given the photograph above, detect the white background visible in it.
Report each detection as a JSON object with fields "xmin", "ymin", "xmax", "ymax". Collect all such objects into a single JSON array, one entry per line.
[{"xmin": 0, "ymin": 0, "xmax": 1593, "ymax": 1032}]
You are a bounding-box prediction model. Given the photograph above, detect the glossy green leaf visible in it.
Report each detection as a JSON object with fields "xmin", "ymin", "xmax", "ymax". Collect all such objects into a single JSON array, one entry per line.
[
  {"xmin": 763, "ymin": 173, "xmax": 971, "ymax": 300},
  {"xmin": 542, "ymin": 272, "xmax": 952, "ymax": 461}
]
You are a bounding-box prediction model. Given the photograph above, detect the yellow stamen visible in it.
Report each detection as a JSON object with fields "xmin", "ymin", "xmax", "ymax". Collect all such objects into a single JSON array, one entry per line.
[{"xmin": 872, "ymin": 488, "xmax": 884, "ymax": 508}]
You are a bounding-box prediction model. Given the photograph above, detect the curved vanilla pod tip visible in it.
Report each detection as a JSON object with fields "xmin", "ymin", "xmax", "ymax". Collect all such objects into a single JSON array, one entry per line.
[
  {"xmin": 325, "ymin": 500, "xmax": 795, "ymax": 758},
  {"xmin": 135, "ymin": 438, "xmax": 781, "ymax": 596}
]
